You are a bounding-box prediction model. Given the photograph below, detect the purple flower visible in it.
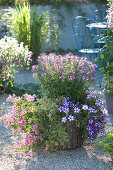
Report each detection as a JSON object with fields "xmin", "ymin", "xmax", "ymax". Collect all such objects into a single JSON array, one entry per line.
[
  {"xmin": 61, "ymin": 117, "xmax": 67, "ymax": 123},
  {"xmin": 88, "ymin": 118, "xmax": 94, "ymax": 124},
  {"xmin": 93, "ymin": 115, "xmax": 98, "ymax": 120},
  {"xmin": 32, "ymin": 65, "xmax": 38, "ymax": 71},
  {"xmin": 95, "ymin": 99, "xmax": 104, "ymax": 106},
  {"xmin": 73, "ymin": 107, "xmax": 80, "ymax": 114},
  {"xmin": 68, "ymin": 115, "xmax": 76, "ymax": 121},
  {"xmin": 0, "ymin": 58, "xmax": 3, "ymax": 63},
  {"xmin": 88, "ymin": 107, "xmax": 97, "ymax": 114},
  {"xmin": 82, "ymin": 104, "xmax": 88, "ymax": 110},
  {"xmin": 82, "ymin": 76, "xmax": 89, "ymax": 81},
  {"xmin": 100, "ymin": 128, "xmax": 105, "ymax": 133}
]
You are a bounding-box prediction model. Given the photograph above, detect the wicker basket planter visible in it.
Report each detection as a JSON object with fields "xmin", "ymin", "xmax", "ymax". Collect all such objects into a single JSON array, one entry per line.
[
  {"xmin": 110, "ymin": 153, "xmax": 113, "ymax": 163},
  {"xmin": 65, "ymin": 122, "xmax": 83, "ymax": 149},
  {"xmin": 104, "ymin": 89, "xmax": 113, "ymax": 114}
]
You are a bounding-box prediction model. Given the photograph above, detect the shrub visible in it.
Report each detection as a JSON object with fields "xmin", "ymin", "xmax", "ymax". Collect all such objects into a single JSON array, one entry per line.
[
  {"xmin": 98, "ymin": 132, "xmax": 113, "ymax": 153},
  {"xmin": 0, "ymin": 95, "xmax": 68, "ymax": 151},
  {"xmin": 0, "ymin": 36, "xmax": 32, "ymax": 92},
  {"xmin": 32, "ymin": 53, "xmax": 96, "ymax": 101}
]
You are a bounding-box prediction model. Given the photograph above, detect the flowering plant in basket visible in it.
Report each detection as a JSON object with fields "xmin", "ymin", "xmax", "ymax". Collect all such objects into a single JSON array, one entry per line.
[
  {"xmin": 58, "ymin": 91, "xmax": 109, "ymax": 140},
  {"xmin": 32, "ymin": 53, "xmax": 96, "ymax": 101},
  {"xmin": 0, "ymin": 94, "xmax": 68, "ymax": 151}
]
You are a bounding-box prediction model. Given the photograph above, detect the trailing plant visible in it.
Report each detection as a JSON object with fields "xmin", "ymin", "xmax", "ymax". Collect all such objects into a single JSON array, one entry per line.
[
  {"xmin": 0, "ymin": 36, "xmax": 32, "ymax": 93},
  {"xmin": 58, "ymin": 92, "xmax": 109, "ymax": 140}
]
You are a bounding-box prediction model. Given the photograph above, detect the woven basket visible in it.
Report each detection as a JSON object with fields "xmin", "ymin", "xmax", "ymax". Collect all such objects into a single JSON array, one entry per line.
[
  {"xmin": 65, "ymin": 122, "xmax": 83, "ymax": 149},
  {"xmin": 104, "ymin": 90, "xmax": 113, "ymax": 114},
  {"xmin": 110, "ymin": 153, "xmax": 113, "ymax": 163}
]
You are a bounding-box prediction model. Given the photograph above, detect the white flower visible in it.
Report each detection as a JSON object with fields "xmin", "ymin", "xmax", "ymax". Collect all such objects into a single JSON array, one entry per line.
[{"xmin": 82, "ymin": 104, "xmax": 88, "ymax": 110}]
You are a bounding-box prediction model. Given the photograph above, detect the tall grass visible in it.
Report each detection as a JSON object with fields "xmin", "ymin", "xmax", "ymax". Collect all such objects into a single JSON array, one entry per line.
[
  {"xmin": 8, "ymin": 3, "xmax": 30, "ymax": 47},
  {"xmin": 6, "ymin": 2, "xmax": 56, "ymax": 63}
]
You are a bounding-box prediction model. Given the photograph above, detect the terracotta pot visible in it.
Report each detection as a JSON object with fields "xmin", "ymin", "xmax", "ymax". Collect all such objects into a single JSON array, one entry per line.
[{"xmin": 104, "ymin": 89, "xmax": 113, "ymax": 114}]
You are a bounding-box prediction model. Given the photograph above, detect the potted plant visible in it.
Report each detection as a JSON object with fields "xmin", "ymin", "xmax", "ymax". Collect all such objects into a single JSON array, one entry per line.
[
  {"xmin": 98, "ymin": 132, "xmax": 113, "ymax": 162},
  {"xmin": 0, "ymin": 53, "xmax": 109, "ymax": 151}
]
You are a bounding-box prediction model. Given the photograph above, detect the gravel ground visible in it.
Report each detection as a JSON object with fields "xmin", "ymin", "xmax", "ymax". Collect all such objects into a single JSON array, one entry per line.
[{"xmin": 0, "ymin": 69, "xmax": 113, "ymax": 170}]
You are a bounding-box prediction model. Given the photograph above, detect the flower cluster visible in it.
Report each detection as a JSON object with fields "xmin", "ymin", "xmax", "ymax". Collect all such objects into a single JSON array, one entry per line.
[
  {"xmin": 0, "ymin": 94, "xmax": 43, "ymax": 150},
  {"xmin": 32, "ymin": 53, "xmax": 96, "ymax": 99},
  {"xmin": 0, "ymin": 36, "xmax": 32, "ymax": 92},
  {"xmin": 33, "ymin": 53, "xmax": 96, "ymax": 81},
  {"xmin": 58, "ymin": 91, "xmax": 109, "ymax": 140},
  {"xmin": 106, "ymin": 6, "xmax": 113, "ymax": 29}
]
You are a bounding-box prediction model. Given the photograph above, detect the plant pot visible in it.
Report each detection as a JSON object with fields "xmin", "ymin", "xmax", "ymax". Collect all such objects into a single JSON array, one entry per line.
[
  {"xmin": 65, "ymin": 122, "xmax": 83, "ymax": 149},
  {"xmin": 110, "ymin": 153, "xmax": 113, "ymax": 163},
  {"xmin": 104, "ymin": 89, "xmax": 113, "ymax": 114}
]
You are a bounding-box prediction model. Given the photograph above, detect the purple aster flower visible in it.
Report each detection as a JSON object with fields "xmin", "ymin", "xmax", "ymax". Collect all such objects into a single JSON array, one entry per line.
[
  {"xmin": 61, "ymin": 117, "xmax": 67, "ymax": 123},
  {"xmin": 88, "ymin": 118, "xmax": 94, "ymax": 124},
  {"xmin": 93, "ymin": 115, "xmax": 98, "ymax": 120},
  {"xmin": 68, "ymin": 115, "xmax": 76, "ymax": 121},
  {"xmin": 82, "ymin": 104, "xmax": 88, "ymax": 110},
  {"xmin": 69, "ymin": 101, "xmax": 77, "ymax": 108},
  {"xmin": 95, "ymin": 99, "xmax": 104, "ymax": 106},
  {"xmin": 63, "ymin": 107, "xmax": 69, "ymax": 114},
  {"xmin": 100, "ymin": 128, "xmax": 105, "ymax": 133},
  {"xmin": 88, "ymin": 107, "xmax": 97, "ymax": 114},
  {"xmin": 73, "ymin": 107, "xmax": 80, "ymax": 114}
]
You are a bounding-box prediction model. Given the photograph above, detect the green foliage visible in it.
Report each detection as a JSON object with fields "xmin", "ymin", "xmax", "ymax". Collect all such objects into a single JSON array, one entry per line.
[
  {"xmin": 37, "ymin": 96, "xmax": 68, "ymax": 150},
  {"xmin": 96, "ymin": 28, "xmax": 113, "ymax": 94},
  {"xmin": 0, "ymin": 94, "xmax": 69, "ymax": 151},
  {"xmin": 5, "ymin": 3, "xmax": 60, "ymax": 62},
  {"xmin": 98, "ymin": 132, "xmax": 113, "ymax": 153},
  {"xmin": 107, "ymin": 0, "xmax": 113, "ymax": 7},
  {"xmin": 0, "ymin": 0, "xmax": 107, "ymax": 6},
  {"xmin": 11, "ymin": 83, "xmax": 42, "ymax": 97}
]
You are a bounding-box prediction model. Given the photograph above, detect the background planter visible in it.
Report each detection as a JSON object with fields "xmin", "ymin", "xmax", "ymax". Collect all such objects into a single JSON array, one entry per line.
[
  {"xmin": 65, "ymin": 122, "xmax": 83, "ymax": 149},
  {"xmin": 104, "ymin": 90, "xmax": 113, "ymax": 114}
]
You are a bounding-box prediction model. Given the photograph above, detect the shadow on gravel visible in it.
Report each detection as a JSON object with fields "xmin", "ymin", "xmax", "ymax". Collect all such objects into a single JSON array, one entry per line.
[{"xmin": 22, "ymin": 147, "xmax": 113, "ymax": 170}]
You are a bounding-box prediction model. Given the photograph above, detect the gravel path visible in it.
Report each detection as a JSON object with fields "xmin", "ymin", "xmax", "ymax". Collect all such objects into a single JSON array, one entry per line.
[{"xmin": 0, "ymin": 69, "xmax": 113, "ymax": 170}]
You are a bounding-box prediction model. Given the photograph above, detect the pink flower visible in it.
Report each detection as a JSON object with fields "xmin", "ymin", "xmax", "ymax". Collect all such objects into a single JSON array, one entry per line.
[
  {"xmin": 6, "ymin": 95, "xmax": 13, "ymax": 102},
  {"xmin": 33, "ymin": 124, "xmax": 38, "ymax": 134},
  {"xmin": 14, "ymin": 140, "xmax": 20, "ymax": 148},
  {"xmin": 23, "ymin": 94, "xmax": 35, "ymax": 102},
  {"xmin": 40, "ymin": 137, "xmax": 44, "ymax": 142}
]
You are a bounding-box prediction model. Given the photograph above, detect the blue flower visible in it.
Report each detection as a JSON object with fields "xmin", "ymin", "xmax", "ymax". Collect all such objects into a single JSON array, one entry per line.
[
  {"xmin": 68, "ymin": 115, "xmax": 76, "ymax": 121},
  {"xmin": 88, "ymin": 118, "xmax": 94, "ymax": 124},
  {"xmin": 73, "ymin": 107, "xmax": 80, "ymax": 114},
  {"xmin": 61, "ymin": 117, "xmax": 67, "ymax": 123}
]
